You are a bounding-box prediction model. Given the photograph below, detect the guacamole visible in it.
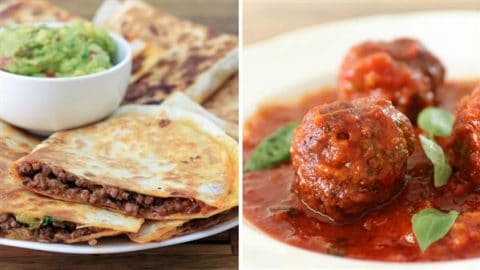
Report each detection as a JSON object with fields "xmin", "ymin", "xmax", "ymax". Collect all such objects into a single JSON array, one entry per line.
[{"xmin": 0, "ymin": 21, "xmax": 117, "ymax": 77}]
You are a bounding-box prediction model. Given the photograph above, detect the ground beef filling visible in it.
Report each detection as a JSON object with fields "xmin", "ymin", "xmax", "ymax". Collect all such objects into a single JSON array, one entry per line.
[
  {"xmin": 17, "ymin": 161, "xmax": 206, "ymax": 218},
  {"xmin": 0, "ymin": 213, "xmax": 102, "ymax": 245}
]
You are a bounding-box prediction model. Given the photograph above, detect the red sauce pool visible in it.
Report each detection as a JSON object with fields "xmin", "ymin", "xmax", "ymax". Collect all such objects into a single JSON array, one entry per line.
[{"xmin": 243, "ymin": 80, "xmax": 480, "ymax": 262}]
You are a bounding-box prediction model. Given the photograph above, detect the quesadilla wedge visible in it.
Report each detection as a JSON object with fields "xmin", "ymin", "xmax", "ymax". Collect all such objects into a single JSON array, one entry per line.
[
  {"xmin": 128, "ymin": 207, "xmax": 237, "ymax": 244},
  {"xmin": 0, "ymin": 121, "xmax": 143, "ymax": 244},
  {"xmin": 163, "ymin": 92, "xmax": 238, "ymax": 140},
  {"xmin": 95, "ymin": 0, "xmax": 238, "ymax": 104},
  {"xmin": 12, "ymin": 105, "xmax": 238, "ymax": 221},
  {"xmin": 127, "ymin": 94, "xmax": 238, "ymax": 243},
  {"xmin": 0, "ymin": 0, "xmax": 78, "ymax": 27},
  {"xmin": 204, "ymin": 73, "xmax": 239, "ymax": 123}
]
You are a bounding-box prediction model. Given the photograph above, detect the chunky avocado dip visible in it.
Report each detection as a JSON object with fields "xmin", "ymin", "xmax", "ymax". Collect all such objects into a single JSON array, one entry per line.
[{"xmin": 0, "ymin": 21, "xmax": 117, "ymax": 77}]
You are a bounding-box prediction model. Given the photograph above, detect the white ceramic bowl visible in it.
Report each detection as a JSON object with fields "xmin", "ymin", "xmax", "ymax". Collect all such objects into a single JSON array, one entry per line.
[{"xmin": 0, "ymin": 23, "xmax": 132, "ymax": 135}]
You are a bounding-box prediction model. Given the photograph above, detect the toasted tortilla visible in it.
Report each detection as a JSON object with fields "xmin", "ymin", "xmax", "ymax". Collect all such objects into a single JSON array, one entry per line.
[
  {"xmin": 129, "ymin": 41, "xmax": 164, "ymax": 84},
  {"xmin": 96, "ymin": 0, "xmax": 238, "ymax": 104},
  {"xmin": 0, "ymin": 121, "xmax": 143, "ymax": 244},
  {"xmin": 0, "ymin": 0, "xmax": 78, "ymax": 27},
  {"xmin": 128, "ymin": 94, "xmax": 238, "ymax": 244},
  {"xmin": 203, "ymin": 73, "xmax": 239, "ymax": 123},
  {"xmin": 163, "ymin": 92, "xmax": 238, "ymax": 140},
  {"xmin": 13, "ymin": 105, "xmax": 238, "ymax": 221},
  {"xmin": 128, "ymin": 207, "xmax": 237, "ymax": 243}
]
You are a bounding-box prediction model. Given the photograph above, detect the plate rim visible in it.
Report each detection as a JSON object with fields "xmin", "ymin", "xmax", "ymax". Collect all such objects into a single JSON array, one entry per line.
[{"xmin": 0, "ymin": 217, "xmax": 238, "ymax": 254}]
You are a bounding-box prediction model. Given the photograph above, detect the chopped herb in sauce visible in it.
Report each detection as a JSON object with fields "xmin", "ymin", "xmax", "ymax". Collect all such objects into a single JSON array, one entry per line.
[
  {"xmin": 419, "ymin": 135, "xmax": 452, "ymax": 187},
  {"xmin": 417, "ymin": 107, "xmax": 455, "ymax": 187},
  {"xmin": 417, "ymin": 107, "xmax": 454, "ymax": 139},
  {"xmin": 412, "ymin": 208, "xmax": 458, "ymax": 252},
  {"xmin": 245, "ymin": 120, "xmax": 299, "ymax": 172}
]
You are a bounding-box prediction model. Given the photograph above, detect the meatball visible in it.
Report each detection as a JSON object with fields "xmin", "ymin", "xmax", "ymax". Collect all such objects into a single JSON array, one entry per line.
[
  {"xmin": 450, "ymin": 86, "xmax": 480, "ymax": 185},
  {"xmin": 338, "ymin": 38, "xmax": 445, "ymax": 121},
  {"xmin": 291, "ymin": 98, "xmax": 415, "ymax": 222}
]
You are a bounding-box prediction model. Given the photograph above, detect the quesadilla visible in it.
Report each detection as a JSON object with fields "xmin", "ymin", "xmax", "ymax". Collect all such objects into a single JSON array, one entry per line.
[
  {"xmin": 163, "ymin": 92, "xmax": 238, "ymax": 140},
  {"xmin": 95, "ymin": 0, "xmax": 238, "ymax": 104},
  {"xmin": 0, "ymin": 121, "xmax": 143, "ymax": 245},
  {"xmin": 204, "ymin": 73, "xmax": 239, "ymax": 123},
  {"xmin": 128, "ymin": 207, "xmax": 237, "ymax": 243},
  {"xmin": 12, "ymin": 105, "xmax": 239, "ymax": 221},
  {"xmin": 0, "ymin": 0, "xmax": 78, "ymax": 27},
  {"xmin": 126, "ymin": 93, "xmax": 238, "ymax": 243},
  {"xmin": 129, "ymin": 41, "xmax": 163, "ymax": 84}
]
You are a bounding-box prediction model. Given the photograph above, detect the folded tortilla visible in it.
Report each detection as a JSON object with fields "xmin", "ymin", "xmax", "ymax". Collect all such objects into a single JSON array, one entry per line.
[
  {"xmin": 128, "ymin": 207, "xmax": 237, "ymax": 243},
  {"xmin": 163, "ymin": 92, "xmax": 238, "ymax": 140},
  {"xmin": 95, "ymin": 0, "xmax": 238, "ymax": 104},
  {"xmin": 126, "ymin": 93, "xmax": 238, "ymax": 243},
  {"xmin": 0, "ymin": 121, "xmax": 143, "ymax": 244},
  {"xmin": 12, "ymin": 104, "xmax": 238, "ymax": 221},
  {"xmin": 0, "ymin": 0, "xmax": 78, "ymax": 27},
  {"xmin": 203, "ymin": 73, "xmax": 239, "ymax": 123}
]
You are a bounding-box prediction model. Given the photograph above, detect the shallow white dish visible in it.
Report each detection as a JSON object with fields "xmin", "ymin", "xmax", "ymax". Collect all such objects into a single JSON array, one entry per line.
[
  {"xmin": 243, "ymin": 11, "xmax": 480, "ymax": 269},
  {"xmin": 0, "ymin": 217, "xmax": 237, "ymax": 254},
  {"xmin": 0, "ymin": 22, "xmax": 132, "ymax": 135}
]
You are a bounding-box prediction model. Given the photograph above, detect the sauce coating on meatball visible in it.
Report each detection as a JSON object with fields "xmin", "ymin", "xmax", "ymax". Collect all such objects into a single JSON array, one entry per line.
[
  {"xmin": 338, "ymin": 38, "xmax": 445, "ymax": 121},
  {"xmin": 450, "ymin": 86, "xmax": 480, "ymax": 185},
  {"xmin": 291, "ymin": 98, "xmax": 415, "ymax": 223}
]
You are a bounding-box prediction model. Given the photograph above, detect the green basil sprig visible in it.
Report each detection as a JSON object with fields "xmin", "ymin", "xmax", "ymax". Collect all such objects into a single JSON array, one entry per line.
[
  {"xmin": 412, "ymin": 208, "xmax": 459, "ymax": 252},
  {"xmin": 417, "ymin": 107, "xmax": 454, "ymax": 139},
  {"xmin": 244, "ymin": 120, "xmax": 299, "ymax": 172},
  {"xmin": 419, "ymin": 135, "xmax": 452, "ymax": 187}
]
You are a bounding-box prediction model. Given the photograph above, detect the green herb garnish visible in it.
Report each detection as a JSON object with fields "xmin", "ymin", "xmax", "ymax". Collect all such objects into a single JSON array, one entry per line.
[
  {"xmin": 42, "ymin": 216, "xmax": 56, "ymax": 227},
  {"xmin": 244, "ymin": 120, "xmax": 299, "ymax": 172},
  {"xmin": 419, "ymin": 135, "xmax": 452, "ymax": 187},
  {"xmin": 412, "ymin": 208, "xmax": 459, "ymax": 252},
  {"xmin": 417, "ymin": 108, "xmax": 454, "ymax": 139}
]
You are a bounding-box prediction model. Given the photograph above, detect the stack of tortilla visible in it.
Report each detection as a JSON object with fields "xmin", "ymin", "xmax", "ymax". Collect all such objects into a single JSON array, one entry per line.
[{"xmin": 0, "ymin": 0, "xmax": 238, "ymax": 244}]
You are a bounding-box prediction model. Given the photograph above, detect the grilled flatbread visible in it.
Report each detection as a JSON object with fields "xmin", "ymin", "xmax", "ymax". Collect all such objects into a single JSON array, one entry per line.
[
  {"xmin": 203, "ymin": 73, "xmax": 239, "ymax": 123},
  {"xmin": 0, "ymin": 0, "xmax": 78, "ymax": 27},
  {"xmin": 128, "ymin": 207, "xmax": 237, "ymax": 243},
  {"xmin": 0, "ymin": 121, "xmax": 143, "ymax": 244},
  {"xmin": 127, "ymin": 94, "xmax": 238, "ymax": 243},
  {"xmin": 12, "ymin": 105, "xmax": 239, "ymax": 221},
  {"xmin": 96, "ymin": 0, "xmax": 238, "ymax": 104},
  {"xmin": 163, "ymin": 92, "xmax": 238, "ymax": 140}
]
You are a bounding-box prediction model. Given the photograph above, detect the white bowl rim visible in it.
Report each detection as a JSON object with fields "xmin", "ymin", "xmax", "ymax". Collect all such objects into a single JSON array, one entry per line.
[{"xmin": 0, "ymin": 21, "xmax": 132, "ymax": 82}]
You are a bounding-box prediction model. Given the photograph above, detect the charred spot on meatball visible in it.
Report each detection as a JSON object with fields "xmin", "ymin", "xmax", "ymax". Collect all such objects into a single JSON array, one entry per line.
[
  {"xmin": 338, "ymin": 38, "xmax": 445, "ymax": 121},
  {"xmin": 450, "ymin": 86, "xmax": 480, "ymax": 185},
  {"xmin": 291, "ymin": 98, "xmax": 415, "ymax": 223}
]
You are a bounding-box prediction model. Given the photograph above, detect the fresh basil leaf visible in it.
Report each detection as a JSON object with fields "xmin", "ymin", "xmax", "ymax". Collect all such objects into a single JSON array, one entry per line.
[
  {"xmin": 419, "ymin": 135, "xmax": 452, "ymax": 187},
  {"xmin": 412, "ymin": 208, "xmax": 459, "ymax": 252},
  {"xmin": 244, "ymin": 120, "xmax": 299, "ymax": 172},
  {"xmin": 42, "ymin": 216, "xmax": 56, "ymax": 227},
  {"xmin": 417, "ymin": 107, "xmax": 455, "ymax": 138}
]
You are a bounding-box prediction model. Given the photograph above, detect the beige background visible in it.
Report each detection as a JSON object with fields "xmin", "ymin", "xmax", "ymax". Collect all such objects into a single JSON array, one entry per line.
[{"xmin": 244, "ymin": 0, "xmax": 480, "ymax": 44}]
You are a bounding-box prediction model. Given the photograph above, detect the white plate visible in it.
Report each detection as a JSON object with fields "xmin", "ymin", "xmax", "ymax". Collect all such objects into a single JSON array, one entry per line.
[
  {"xmin": 243, "ymin": 11, "xmax": 480, "ymax": 269},
  {"xmin": 0, "ymin": 217, "xmax": 237, "ymax": 254}
]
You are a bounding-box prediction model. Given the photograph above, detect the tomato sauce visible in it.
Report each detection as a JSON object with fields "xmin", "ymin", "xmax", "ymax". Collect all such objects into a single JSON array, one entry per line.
[{"xmin": 243, "ymin": 80, "xmax": 480, "ymax": 262}]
